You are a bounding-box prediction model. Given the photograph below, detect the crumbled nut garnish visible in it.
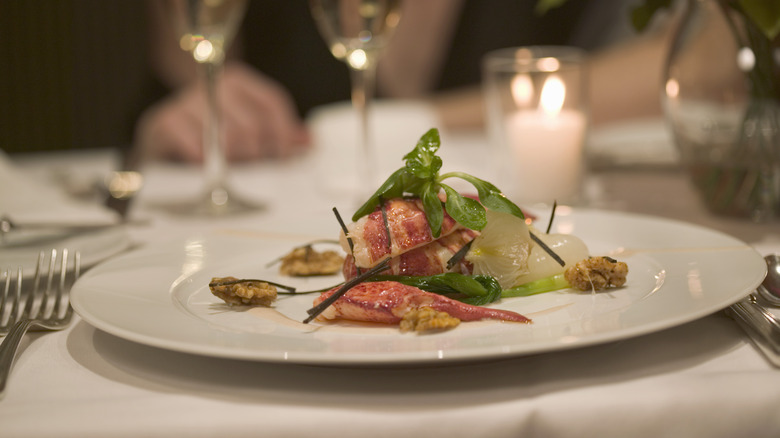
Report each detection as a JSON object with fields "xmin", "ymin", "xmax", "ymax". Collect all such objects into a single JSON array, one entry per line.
[
  {"xmin": 564, "ymin": 256, "xmax": 628, "ymax": 291},
  {"xmin": 279, "ymin": 246, "xmax": 344, "ymax": 276},
  {"xmin": 210, "ymin": 276, "xmax": 277, "ymax": 306},
  {"xmin": 400, "ymin": 307, "xmax": 461, "ymax": 333}
]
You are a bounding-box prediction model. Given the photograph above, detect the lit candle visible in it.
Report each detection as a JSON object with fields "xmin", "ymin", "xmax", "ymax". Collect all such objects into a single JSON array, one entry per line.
[{"xmin": 504, "ymin": 75, "xmax": 586, "ymax": 204}]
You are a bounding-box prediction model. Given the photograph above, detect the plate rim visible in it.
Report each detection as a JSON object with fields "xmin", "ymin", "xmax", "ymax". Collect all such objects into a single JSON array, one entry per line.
[{"xmin": 70, "ymin": 208, "xmax": 767, "ymax": 365}]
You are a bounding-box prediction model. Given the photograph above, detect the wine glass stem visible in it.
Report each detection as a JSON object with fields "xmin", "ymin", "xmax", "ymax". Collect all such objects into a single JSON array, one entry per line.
[
  {"xmin": 203, "ymin": 62, "xmax": 228, "ymax": 204},
  {"xmin": 349, "ymin": 63, "xmax": 377, "ymax": 190}
]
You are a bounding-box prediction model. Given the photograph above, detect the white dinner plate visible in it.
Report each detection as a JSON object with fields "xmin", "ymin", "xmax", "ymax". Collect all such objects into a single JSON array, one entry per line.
[{"xmin": 70, "ymin": 209, "xmax": 766, "ymax": 365}]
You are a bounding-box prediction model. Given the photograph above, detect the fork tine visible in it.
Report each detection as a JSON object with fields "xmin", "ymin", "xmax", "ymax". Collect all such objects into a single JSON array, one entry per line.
[
  {"xmin": 0, "ymin": 249, "xmax": 79, "ymax": 335},
  {"xmin": 10, "ymin": 268, "xmax": 22, "ymax": 329},
  {"xmin": 40, "ymin": 249, "xmax": 58, "ymax": 319},
  {"xmin": 54, "ymin": 249, "xmax": 66, "ymax": 318},
  {"xmin": 0, "ymin": 249, "xmax": 78, "ymax": 395},
  {"xmin": 23, "ymin": 251, "xmax": 46, "ymax": 321},
  {"xmin": 0, "ymin": 270, "xmax": 9, "ymax": 331},
  {"xmin": 74, "ymin": 251, "xmax": 81, "ymax": 281},
  {"xmin": 1, "ymin": 270, "xmax": 8, "ymax": 326},
  {"xmin": 53, "ymin": 249, "xmax": 73, "ymax": 319},
  {"xmin": 0, "ymin": 267, "xmax": 22, "ymax": 334}
]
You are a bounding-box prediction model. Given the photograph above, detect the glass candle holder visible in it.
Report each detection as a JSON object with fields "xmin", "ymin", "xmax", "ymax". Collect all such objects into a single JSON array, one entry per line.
[{"xmin": 483, "ymin": 46, "xmax": 588, "ymax": 206}]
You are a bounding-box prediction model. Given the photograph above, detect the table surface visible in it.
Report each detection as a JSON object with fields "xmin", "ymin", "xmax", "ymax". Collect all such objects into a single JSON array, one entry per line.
[{"xmin": 2, "ymin": 111, "xmax": 780, "ymax": 438}]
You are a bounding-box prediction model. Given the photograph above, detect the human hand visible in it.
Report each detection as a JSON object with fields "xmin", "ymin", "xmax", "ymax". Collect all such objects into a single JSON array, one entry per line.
[{"xmin": 134, "ymin": 62, "xmax": 310, "ymax": 163}]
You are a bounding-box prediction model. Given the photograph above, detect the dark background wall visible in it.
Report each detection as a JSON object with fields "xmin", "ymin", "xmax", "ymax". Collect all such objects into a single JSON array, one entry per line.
[{"xmin": 0, "ymin": 0, "xmax": 155, "ymax": 154}]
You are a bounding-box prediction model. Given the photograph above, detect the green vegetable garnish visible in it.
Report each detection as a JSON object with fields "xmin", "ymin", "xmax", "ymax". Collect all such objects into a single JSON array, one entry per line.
[
  {"xmin": 371, "ymin": 273, "xmax": 503, "ymax": 306},
  {"xmin": 501, "ymin": 274, "xmax": 570, "ymax": 298},
  {"xmin": 352, "ymin": 128, "xmax": 524, "ymax": 238},
  {"xmin": 372, "ymin": 272, "xmax": 571, "ymax": 305}
]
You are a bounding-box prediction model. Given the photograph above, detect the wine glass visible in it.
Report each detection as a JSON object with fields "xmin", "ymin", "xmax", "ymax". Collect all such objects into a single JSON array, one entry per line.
[
  {"xmin": 309, "ymin": 0, "xmax": 401, "ymax": 196},
  {"xmin": 164, "ymin": 0, "xmax": 259, "ymax": 215}
]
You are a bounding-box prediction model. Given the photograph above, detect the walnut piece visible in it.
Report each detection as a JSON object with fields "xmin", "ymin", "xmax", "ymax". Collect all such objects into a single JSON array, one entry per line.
[
  {"xmin": 400, "ymin": 307, "xmax": 461, "ymax": 333},
  {"xmin": 564, "ymin": 256, "xmax": 628, "ymax": 291},
  {"xmin": 280, "ymin": 246, "xmax": 344, "ymax": 276},
  {"xmin": 210, "ymin": 276, "xmax": 277, "ymax": 306}
]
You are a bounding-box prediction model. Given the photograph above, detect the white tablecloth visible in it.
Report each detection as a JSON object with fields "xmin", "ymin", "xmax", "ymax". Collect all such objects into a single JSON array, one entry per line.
[{"xmin": 2, "ymin": 105, "xmax": 780, "ymax": 437}]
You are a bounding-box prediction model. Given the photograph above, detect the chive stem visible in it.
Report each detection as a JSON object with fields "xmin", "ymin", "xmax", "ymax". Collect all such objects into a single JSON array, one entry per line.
[
  {"xmin": 334, "ymin": 207, "xmax": 361, "ymax": 275},
  {"xmin": 529, "ymin": 232, "xmax": 565, "ymax": 267},
  {"xmin": 446, "ymin": 239, "xmax": 473, "ymax": 270},
  {"xmin": 303, "ymin": 258, "xmax": 391, "ymax": 323},
  {"xmin": 545, "ymin": 200, "xmax": 557, "ymax": 234}
]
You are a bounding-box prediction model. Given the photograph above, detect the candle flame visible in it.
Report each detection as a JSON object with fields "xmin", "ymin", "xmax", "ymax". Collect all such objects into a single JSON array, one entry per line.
[
  {"xmin": 665, "ymin": 78, "xmax": 680, "ymax": 99},
  {"xmin": 510, "ymin": 74, "xmax": 534, "ymax": 108},
  {"xmin": 540, "ymin": 75, "xmax": 565, "ymax": 115},
  {"xmin": 537, "ymin": 57, "xmax": 560, "ymax": 72}
]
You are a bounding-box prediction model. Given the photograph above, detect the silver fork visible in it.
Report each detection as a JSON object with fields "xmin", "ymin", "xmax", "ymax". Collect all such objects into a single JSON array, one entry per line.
[{"xmin": 0, "ymin": 249, "xmax": 80, "ymax": 396}]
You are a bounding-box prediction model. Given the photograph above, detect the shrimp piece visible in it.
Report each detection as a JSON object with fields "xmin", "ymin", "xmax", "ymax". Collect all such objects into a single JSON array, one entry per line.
[
  {"xmin": 340, "ymin": 197, "xmax": 461, "ymax": 269},
  {"xmin": 342, "ymin": 228, "xmax": 477, "ymax": 280},
  {"xmin": 314, "ymin": 281, "xmax": 531, "ymax": 324}
]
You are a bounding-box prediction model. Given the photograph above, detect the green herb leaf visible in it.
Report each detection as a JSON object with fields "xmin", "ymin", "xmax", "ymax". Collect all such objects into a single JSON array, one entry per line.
[
  {"xmin": 440, "ymin": 172, "xmax": 525, "ymax": 220},
  {"xmin": 442, "ymin": 184, "xmax": 487, "ymax": 231},
  {"xmin": 421, "ymin": 181, "xmax": 444, "ymax": 238},
  {"xmin": 403, "ymin": 128, "xmax": 442, "ymax": 179},
  {"xmin": 463, "ymin": 275, "xmax": 503, "ymax": 305},
  {"xmin": 352, "ymin": 167, "xmax": 410, "ymax": 221},
  {"xmin": 371, "ymin": 273, "xmax": 503, "ymax": 306},
  {"xmin": 352, "ymin": 128, "xmax": 524, "ymax": 237}
]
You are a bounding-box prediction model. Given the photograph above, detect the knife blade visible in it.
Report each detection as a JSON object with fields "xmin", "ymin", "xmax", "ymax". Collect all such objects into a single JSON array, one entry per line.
[{"xmin": 727, "ymin": 296, "xmax": 780, "ymax": 368}]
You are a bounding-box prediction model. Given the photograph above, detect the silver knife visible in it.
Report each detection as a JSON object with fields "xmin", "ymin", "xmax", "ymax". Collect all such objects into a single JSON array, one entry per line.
[{"xmin": 727, "ymin": 296, "xmax": 780, "ymax": 367}]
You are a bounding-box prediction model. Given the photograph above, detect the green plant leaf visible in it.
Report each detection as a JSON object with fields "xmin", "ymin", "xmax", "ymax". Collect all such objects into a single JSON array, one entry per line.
[
  {"xmin": 421, "ymin": 181, "xmax": 444, "ymax": 238},
  {"xmin": 738, "ymin": 0, "xmax": 780, "ymax": 40},
  {"xmin": 403, "ymin": 128, "xmax": 442, "ymax": 179},
  {"xmin": 464, "ymin": 275, "xmax": 504, "ymax": 305},
  {"xmin": 440, "ymin": 172, "xmax": 525, "ymax": 220},
  {"xmin": 534, "ymin": 0, "xmax": 568, "ymax": 15},
  {"xmin": 630, "ymin": 0, "xmax": 673, "ymax": 32},
  {"xmin": 371, "ymin": 273, "xmax": 503, "ymax": 306},
  {"xmin": 352, "ymin": 167, "xmax": 409, "ymax": 221},
  {"xmin": 352, "ymin": 127, "xmax": 524, "ymax": 237},
  {"xmin": 442, "ymin": 184, "xmax": 487, "ymax": 231},
  {"xmin": 470, "ymin": 176, "xmax": 525, "ymax": 219}
]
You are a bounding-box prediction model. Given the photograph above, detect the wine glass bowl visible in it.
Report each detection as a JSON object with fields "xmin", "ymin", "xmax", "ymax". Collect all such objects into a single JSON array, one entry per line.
[
  {"xmin": 173, "ymin": 0, "xmax": 245, "ymax": 65},
  {"xmin": 310, "ymin": 0, "xmax": 400, "ymax": 66}
]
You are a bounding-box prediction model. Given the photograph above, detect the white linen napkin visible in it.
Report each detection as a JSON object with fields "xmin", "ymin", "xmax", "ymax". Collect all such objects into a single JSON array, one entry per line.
[
  {"xmin": 586, "ymin": 117, "xmax": 679, "ymax": 168},
  {"xmin": 0, "ymin": 149, "xmax": 130, "ymax": 272},
  {"xmin": 0, "ymin": 149, "xmax": 119, "ymax": 227}
]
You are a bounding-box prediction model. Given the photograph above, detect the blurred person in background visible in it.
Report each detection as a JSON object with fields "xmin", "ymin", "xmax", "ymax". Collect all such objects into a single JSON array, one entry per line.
[
  {"xmin": 0, "ymin": 1, "xmax": 675, "ymax": 164},
  {"xmin": 134, "ymin": 0, "xmax": 672, "ymax": 164}
]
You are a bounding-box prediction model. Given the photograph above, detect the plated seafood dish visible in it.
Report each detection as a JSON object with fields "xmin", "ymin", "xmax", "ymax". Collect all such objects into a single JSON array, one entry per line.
[{"xmin": 210, "ymin": 128, "xmax": 628, "ymax": 333}]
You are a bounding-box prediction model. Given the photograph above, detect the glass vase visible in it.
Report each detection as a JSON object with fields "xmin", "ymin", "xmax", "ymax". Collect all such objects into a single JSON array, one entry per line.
[{"xmin": 663, "ymin": 0, "xmax": 780, "ymax": 221}]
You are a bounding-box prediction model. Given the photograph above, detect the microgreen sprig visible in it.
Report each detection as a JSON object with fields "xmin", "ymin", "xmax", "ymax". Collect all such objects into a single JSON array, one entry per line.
[{"xmin": 352, "ymin": 128, "xmax": 524, "ymax": 237}]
